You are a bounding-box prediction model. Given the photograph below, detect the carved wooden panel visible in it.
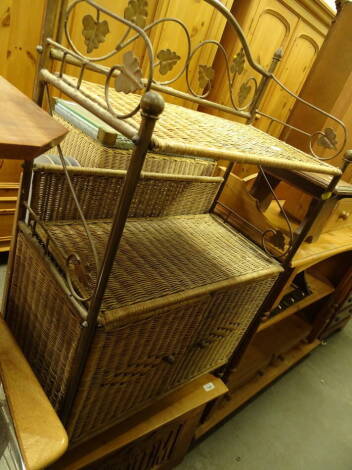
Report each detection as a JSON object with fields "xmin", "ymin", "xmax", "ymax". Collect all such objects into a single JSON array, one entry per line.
[{"xmin": 258, "ymin": 21, "xmax": 324, "ymax": 136}]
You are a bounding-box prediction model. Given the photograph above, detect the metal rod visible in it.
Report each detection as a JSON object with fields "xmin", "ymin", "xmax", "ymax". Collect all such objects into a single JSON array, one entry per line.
[
  {"xmin": 210, "ymin": 162, "xmax": 234, "ymax": 212},
  {"xmin": 49, "ymin": 47, "xmax": 252, "ymax": 120},
  {"xmin": 60, "ymin": 90, "xmax": 165, "ymax": 425},
  {"xmin": 247, "ymin": 48, "xmax": 283, "ymax": 124}
]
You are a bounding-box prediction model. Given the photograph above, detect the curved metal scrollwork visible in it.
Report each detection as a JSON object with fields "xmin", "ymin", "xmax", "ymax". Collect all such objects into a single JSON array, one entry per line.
[{"xmin": 48, "ymin": 0, "xmax": 347, "ymax": 163}]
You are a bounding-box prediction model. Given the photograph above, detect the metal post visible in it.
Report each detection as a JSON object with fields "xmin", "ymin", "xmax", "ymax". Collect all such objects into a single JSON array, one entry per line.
[
  {"xmin": 247, "ymin": 48, "xmax": 284, "ymax": 124},
  {"xmin": 60, "ymin": 91, "xmax": 165, "ymax": 425}
]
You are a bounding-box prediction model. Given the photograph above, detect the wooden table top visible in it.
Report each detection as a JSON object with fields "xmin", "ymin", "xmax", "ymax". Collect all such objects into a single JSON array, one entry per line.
[
  {"xmin": 0, "ymin": 77, "xmax": 67, "ymax": 160},
  {"xmin": 0, "ymin": 316, "xmax": 68, "ymax": 469}
]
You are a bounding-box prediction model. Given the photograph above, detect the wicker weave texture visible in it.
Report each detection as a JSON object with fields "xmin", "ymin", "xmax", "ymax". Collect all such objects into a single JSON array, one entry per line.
[
  {"xmin": 7, "ymin": 232, "xmax": 82, "ymax": 411},
  {"xmin": 31, "ymin": 166, "xmax": 222, "ymax": 222},
  {"xmin": 172, "ymin": 278, "xmax": 276, "ymax": 385},
  {"xmin": 51, "ymin": 114, "xmax": 216, "ymax": 176},
  {"xmin": 67, "ymin": 297, "xmax": 209, "ymax": 443},
  {"xmin": 40, "ymin": 214, "xmax": 280, "ymax": 318},
  {"xmin": 61, "ymin": 76, "xmax": 341, "ymax": 176},
  {"xmin": 7, "ymin": 224, "xmax": 280, "ymax": 445}
]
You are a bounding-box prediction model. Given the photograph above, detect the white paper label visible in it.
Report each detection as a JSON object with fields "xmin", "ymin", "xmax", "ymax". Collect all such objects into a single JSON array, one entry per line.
[{"xmin": 203, "ymin": 382, "xmax": 215, "ymax": 392}]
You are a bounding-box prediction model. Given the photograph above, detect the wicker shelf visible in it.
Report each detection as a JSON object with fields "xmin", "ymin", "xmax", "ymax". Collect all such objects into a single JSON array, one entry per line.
[
  {"xmin": 258, "ymin": 272, "xmax": 334, "ymax": 332},
  {"xmin": 196, "ymin": 317, "xmax": 319, "ymax": 439}
]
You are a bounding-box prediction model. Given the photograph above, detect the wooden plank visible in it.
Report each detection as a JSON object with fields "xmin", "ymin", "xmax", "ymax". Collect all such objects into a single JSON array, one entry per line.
[
  {"xmin": 0, "ymin": 317, "xmax": 68, "ymax": 470},
  {"xmin": 0, "ymin": 0, "xmax": 12, "ymax": 78},
  {"xmin": 0, "ymin": 77, "xmax": 68, "ymax": 160},
  {"xmin": 196, "ymin": 338, "xmax": 320, "ymax": 439},
  {"xmin": 4, "ymin": 0, "xmax": 46, "ymax": 97}
]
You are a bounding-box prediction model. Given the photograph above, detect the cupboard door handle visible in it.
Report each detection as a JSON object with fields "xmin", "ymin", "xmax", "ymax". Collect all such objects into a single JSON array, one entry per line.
[{"xmin": 163, "ymin": 355, "xmax": 176, "ymax": 365}]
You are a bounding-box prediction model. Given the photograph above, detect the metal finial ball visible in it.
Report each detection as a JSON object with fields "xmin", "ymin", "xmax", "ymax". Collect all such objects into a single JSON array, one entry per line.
[
  {"xmin": 141, "ymin": 91, "xmax": 165, "ymax": 117},
  {"xmin": 344, "ymin": 150, "xmax": 352, "ymax": 162}
]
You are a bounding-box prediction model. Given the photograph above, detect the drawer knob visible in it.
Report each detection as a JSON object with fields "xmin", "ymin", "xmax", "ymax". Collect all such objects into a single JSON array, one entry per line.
[
  {"xmin": 197, "ymin": 340, "xmax": 209, "ymax": 349},
  {"xmin": 163, "ymin": 355, "xmax": 176, "ymax": 365},
  {"xmin": 339, "ymin": 211, "xmax": 350, "ymax": 220}
]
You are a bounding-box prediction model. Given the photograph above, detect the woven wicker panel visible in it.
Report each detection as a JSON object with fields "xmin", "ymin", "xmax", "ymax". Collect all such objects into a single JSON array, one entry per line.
[
  {"xmin": 30, "ymin": 166, "xmax": 222, "ymax": 222},
  {"xmin": 50, "ymin": 114, "xmax": 216, "ymax": 176},
  {"xmin": 37, "ymin": 214, "xmax": 281, "ymax": 320},
  {"xmin": 6, "ymin": 232, "xmax": 82, "ymax": 411},
  {"xmin": 67, "ymin": 297, "xmax": 208, "ymax": 444},
  {"xmin": 61, "ymin": 76, "xmax": 340, "ymax": 176},
  {"xmin": 170, "ymin": 277, "xmax": 277, "ymax": 387}
]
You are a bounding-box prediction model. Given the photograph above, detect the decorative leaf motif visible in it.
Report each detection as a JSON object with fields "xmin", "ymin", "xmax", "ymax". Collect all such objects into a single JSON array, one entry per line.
[
  {"xmin": 157, "ymin": 49, "xmax": 181, "ymax": 75},
  {"xmin": 124, "ymin": 0, "xmax": 148, "ymax": 28},
  {"xmin": 317, "ymin": 128, "xmax": 338, "ymax": 150},
  {"xmin": 268, "ymin": 231, "xmax": 285, "ymax": 251},
  {"xmin": 115, "ymin": 51, "xmax": 143, "ymax": 94},
  {"xmin": 238, "ymin": 81, "xmax": 251, "ymax": 107},
  {"xmin": 231, "ymin": 48, "xmax": 245, "ymax": 75},
  {"xmin": 82, "ymin": 15, "xmax": 110, "ymax": 53},
  {"xmin": 198, "ymin": 65, "xmax": 215, "ymax": 89}
]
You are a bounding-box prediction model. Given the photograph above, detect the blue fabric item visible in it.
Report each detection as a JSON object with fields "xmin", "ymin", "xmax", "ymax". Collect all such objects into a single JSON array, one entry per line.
[{"xmin": 34, "ymin": 154, "xmax": 81, "ymax": 167}]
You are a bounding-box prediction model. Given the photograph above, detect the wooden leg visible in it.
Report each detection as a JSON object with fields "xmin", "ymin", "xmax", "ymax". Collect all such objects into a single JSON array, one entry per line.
[
  {"xmin": 303, "ymin": 197, "xmax": 338, "ymax": 244},
  {"xmin": 249, "ymin": 171, "xmax": 281, "ymax": 211}
]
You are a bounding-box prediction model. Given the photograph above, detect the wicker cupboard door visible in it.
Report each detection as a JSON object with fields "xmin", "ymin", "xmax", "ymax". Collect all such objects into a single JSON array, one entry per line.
[
  {"xmin": 168, "ymin": 278, "xmax": 276, "ymax": 387},
  {"xmin": 67, "ymin": 296, "xmax": 210, "ymax": 443}
]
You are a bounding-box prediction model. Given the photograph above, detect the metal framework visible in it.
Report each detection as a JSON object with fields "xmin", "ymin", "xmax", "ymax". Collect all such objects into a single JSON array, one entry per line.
[{"xmin": 4, "ymin": 0, "xmax": 352, "ymax": 426}]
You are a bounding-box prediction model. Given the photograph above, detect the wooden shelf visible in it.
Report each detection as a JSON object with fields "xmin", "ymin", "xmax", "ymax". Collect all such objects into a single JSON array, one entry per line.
[
  {"xmin": 258, "ymin": 272, "xmax": 334, "ymax": 332},
  {"xmin": 0, "ymin": 77, "xmax": 67, "ymax": 160},
  {"xmin": 196, "ymin": 338, "xmax": 320, "ymax": 440}
]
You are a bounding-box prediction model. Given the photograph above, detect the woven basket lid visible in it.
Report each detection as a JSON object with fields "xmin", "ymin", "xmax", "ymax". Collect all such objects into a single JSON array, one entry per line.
[{"xmin": 36, "ymin": 214, "xmax": 282, "ymax": 326}]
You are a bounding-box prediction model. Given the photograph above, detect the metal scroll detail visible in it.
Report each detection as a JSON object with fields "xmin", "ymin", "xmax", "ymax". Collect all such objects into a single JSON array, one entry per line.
[
  {"xmin": 45, "ymin": 0, "xmax": 347, "ymax": 160},
  {"xmin": 59, "ymin": 0, "xmax": 262, "ymax": 113}
]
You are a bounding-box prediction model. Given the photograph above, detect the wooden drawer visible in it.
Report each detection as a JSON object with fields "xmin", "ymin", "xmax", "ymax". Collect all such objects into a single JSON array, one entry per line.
[
  {"xmin": 0, "ymin": 159, "xmax": 21, "ymax": 183},
  {"xmin": 0, "ymin": 194, "xmax": 17, "ymax": 252},
  {"xmin": 323, "ymin": 198, "xmax": 352, "ymax": 234}
]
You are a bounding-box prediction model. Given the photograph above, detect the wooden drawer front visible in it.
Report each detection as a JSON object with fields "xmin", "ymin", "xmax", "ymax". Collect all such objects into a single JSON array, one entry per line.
[
  {"xmin": 68, "ymin": 297, "xmax": 208, "ymax": 443},
  {"xmin": 0, "ymin": 197, "xmax": 16, "ymax": 250},
  {"xmin": 0, "ymin": 186, "xmax": 18, "ymax": 199},
  {"xmin": 324, "ymin": 199, "xmax": 352, "ymax": 234},
  {"xmin": 334, "ymin": 306, "xmax": 352, "ymax": 325},
  {"xmin": 340, "ymin": 292, "xmax": 352, "ymax": 312},
  {"xmin": 0, "ymin": 159, "xmax": 21, "ymax": 183}
]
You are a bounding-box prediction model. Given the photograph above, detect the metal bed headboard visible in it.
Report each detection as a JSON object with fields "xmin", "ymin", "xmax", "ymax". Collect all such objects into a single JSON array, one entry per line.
[{"xmin": 36, "ymin": 0, "xmax": 347, "ymax": 162}]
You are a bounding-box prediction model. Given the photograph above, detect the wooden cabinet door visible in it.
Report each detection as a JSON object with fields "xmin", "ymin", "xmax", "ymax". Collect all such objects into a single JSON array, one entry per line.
[
  {"xmin": 256, "ymin": 20, "xmax": 325, "ymax": 136},
  {"xmin": 207, "ymin": 0, "xmax": 299, "ymax": 119}
]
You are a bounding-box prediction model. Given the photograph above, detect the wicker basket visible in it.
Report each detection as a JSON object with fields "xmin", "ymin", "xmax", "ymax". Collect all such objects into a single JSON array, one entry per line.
[
  {"xmin": 48, "ymin": 114, "xmax": 216, "ymax": 177},
  {"xmin": 7, "ymin": 211, "xmax": 281, "ymax": 445},
  {"xmin": 30, "ymin": 164, "xmax": 222, "ymax": 222}
]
